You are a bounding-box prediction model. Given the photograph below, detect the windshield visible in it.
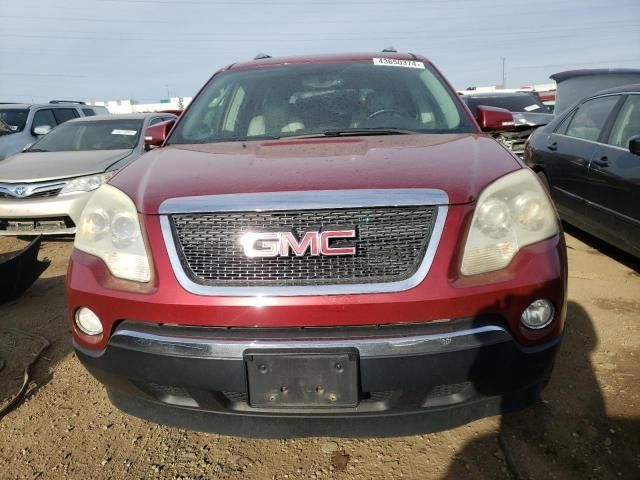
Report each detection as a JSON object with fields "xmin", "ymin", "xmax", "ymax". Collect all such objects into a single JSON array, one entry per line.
[
  {"xmin": 465, "ymin": 95, "xmax": 550, "ymax": 115},
  {"xmin": 0, "ymin": 108, "xmax": 29, "ymax": 136},
  {"xmin": 28, "ymin": 119, "xmax": 143, "ymax": 152},
  {"xmin": 170, "ymin": 60, "xmax": 474, "ymax": 144}
]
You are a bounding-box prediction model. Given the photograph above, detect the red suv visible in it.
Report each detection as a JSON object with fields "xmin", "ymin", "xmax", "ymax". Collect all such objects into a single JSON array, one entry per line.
[{"xmin": 67, "ymin": 53, "xmax": 566, "ymax": 437}]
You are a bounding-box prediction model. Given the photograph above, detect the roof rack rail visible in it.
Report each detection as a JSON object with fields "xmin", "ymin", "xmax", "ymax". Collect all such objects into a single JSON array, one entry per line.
[
  {"xmin": 382, "ymin": 46, "xmax": 397, "ymax": 53},
  {"xmin": 254, "ymin": 53, "xmax": 272, "ymax": 60},
  {"xmin": 49, "ymin": 100, "xmax": 86, "ymax": 105}
]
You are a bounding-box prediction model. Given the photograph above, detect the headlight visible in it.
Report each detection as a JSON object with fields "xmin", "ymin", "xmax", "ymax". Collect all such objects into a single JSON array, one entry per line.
[
  {"xmin": 461, "ymin": 169, "xmax": 558, "ymax": 276},
  {"xmin": 74, "ymin": 185, "xmax": 151, "ymax": 282},
  {"xmin": 60, "ymin": 171, "xmax": 116, "ymax": 194}
]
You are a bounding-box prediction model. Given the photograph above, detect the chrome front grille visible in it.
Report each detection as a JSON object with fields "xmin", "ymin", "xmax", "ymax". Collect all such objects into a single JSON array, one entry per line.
[
  {"xmin": 0, "ymin": 181, "xmax": 66, "ymax": 199},
  {"xmin": 170, "ymin": 206, "xmax": 437, "ymax": 287},
  {"xmin": 0, "ymin": 188, "xmax": 62, "ymax": 199},
  {"xmin": 160, "ymin": 189, "xmax": 448, "ymax": 296}
]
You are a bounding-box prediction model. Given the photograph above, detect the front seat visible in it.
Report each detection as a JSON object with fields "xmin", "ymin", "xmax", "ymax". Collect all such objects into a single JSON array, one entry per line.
[{"xmin": 248, "ymin": 96, "xmax": 304, "ymax": 137}]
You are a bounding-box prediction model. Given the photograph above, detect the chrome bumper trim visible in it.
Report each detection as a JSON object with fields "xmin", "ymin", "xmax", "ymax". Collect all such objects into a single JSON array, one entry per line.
[
  {"xmin": 108, "ymin": 324, "xmax": 511, "ymax": 360},
  {"xmin": 0, "ymin": 228, "xmax": 76, "ymax": 236},
  {"xmin": 158, "ymin": 189, "xmax": 449, "ymax": 214}
]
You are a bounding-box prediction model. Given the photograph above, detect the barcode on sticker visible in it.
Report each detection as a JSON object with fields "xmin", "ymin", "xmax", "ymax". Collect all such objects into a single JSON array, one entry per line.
[
  {"xmin": 373, "ymin": 58, "xmax": 425, "ymax": 69},
  {"xmin": 111, "ymin": 129, "xmax": 137, "ymax": 136}
]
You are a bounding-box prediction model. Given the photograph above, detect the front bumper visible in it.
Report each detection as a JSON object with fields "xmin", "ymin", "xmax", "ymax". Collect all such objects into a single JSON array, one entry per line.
[
  {"xmin": 0, "ymin": 191, "xmax": 91, "ymax": 235},
  {"xmin": 75, "ymin": 317, "xmax": 561, "ymax": 438},
  {"xmin": 68, "ymin": 210, "xmax": 567, "ymax": 349}
]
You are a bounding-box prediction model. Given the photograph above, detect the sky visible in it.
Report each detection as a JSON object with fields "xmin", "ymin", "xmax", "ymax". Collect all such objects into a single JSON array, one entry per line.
[{"xmin": 1, "ymin": 0, "xmax": 639, "ymax": 104}]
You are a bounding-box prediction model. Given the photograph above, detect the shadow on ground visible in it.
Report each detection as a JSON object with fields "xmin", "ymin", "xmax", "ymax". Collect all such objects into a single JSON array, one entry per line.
[
  {"xmin": 563, "ymin": 222, "xmax": 640, "ymax": 273},
  {"xmin": 0, "ymin": 237, "xmax": 72, "ymax": 408},
  {"xmin": 444, "ymin": 301, "xmax": 640, "ymax": 479}
]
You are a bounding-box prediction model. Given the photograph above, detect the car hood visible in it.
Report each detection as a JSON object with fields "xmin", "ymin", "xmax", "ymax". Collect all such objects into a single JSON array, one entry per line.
[
  {"xmin": 110, "ymin": 134, "xmax": 521, "ymax": 215},
  {"xmin": 0, "ymin": 149, "xmax": 133, "ymax": 182},
  {"xmin": 0, "ymin": 132, "xmax": 27, "ymax": 161}
]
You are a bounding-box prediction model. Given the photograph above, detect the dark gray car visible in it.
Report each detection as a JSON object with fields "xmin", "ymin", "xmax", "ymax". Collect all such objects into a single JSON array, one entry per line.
[
  {"xmin": 524, "ymin": 84, "xmax": 640, "ymax": 257},
  {"xmin": 0, "ymin": 113, "xmax": 176, "ymax": 235}
]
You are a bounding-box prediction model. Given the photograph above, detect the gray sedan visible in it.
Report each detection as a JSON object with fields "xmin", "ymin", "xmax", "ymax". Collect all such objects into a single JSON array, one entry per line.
[{"xmin": 0, "ymin": 113, "xmax": 175, "ymax": 235}]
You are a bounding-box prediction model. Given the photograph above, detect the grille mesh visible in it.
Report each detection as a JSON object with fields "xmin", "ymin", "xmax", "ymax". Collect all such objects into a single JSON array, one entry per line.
[
  {"xmin": 170, "ymin": 206, "xmax": 437, "ymax": 287},
  {"xmin": 0, "ymin": 188, "xmax": 62, "ymax": 199}
]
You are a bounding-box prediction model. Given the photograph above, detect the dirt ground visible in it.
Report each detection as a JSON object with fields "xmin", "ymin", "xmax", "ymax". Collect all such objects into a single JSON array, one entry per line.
[{"xmin": 0, "ymin": 228, "xmax": 638, "ymax": 480}]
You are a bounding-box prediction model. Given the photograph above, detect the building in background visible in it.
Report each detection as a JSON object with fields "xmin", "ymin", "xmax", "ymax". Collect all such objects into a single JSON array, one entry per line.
[
  {"xmin": 458, "ymin": 82, "xmax": 557, "ymax": 111},
  {"xmin": 458, "ymin": 82, "xmax": 556, "ymax": 95},
  {"xmin": 88, "ymin": 97, "xmax": 192, "ymax": 114}
]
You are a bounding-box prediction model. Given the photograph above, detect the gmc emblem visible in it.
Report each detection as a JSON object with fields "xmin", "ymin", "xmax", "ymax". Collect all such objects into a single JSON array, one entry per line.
[{"xmin": 241, "ymin": 230, "xmax": 357, "ymax": 258}]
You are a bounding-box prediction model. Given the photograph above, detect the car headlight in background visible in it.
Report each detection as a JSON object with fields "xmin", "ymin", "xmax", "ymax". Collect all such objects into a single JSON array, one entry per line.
[
  {"xmin": 461, "ymin": 169, "xmax": 558, "ymax": 276},
  {"xmin": 74, "ymin": 185, "xmax": 151, "ymax": 282},
  {"xmin": 60, "ymin": 171, "xmax": 116, "ymax": 194}
]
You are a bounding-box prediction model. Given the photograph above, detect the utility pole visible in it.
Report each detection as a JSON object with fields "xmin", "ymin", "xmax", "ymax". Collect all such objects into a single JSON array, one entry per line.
[{"xmin": 501, "ymin": 57, "xmax": 506, "ymax": 89}]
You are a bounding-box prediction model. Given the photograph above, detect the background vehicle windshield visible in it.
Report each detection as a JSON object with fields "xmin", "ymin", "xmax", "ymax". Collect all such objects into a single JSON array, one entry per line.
[
  {"xmin": 0, "ymin": 108, "xmax": 29, "ymax": 136},
  {"xmin": 465, "ymin": 95, "xmax": 550, "ymax": 115},
  {"xmin": 29, "ymin": 119, "xmax": 143, "ymax": 152},
  {"xmin": 171, "ymin": 61, "xmax": 474, "ymax": 144}
]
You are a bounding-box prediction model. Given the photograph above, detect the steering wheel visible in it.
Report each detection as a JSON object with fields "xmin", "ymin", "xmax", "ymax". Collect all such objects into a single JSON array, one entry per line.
[{"xmin": 368, "ymin": 109, "xmax": 406, "ymax": 119}]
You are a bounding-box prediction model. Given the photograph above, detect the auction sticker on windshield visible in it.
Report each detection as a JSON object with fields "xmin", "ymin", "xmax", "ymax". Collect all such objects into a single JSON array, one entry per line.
[
  {"xmin": 373, "ymin": 58, "xmax": 425, "ymax": 69},
  {"xmin": 111, "ymin": 129, "xmax": 137, "ymax": 136}
]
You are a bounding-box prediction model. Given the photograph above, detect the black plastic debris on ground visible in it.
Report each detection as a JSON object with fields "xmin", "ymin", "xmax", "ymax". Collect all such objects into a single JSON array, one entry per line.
[{"xmin": 0, "ymin": 236, "xmax": 49, "ymax": 304}]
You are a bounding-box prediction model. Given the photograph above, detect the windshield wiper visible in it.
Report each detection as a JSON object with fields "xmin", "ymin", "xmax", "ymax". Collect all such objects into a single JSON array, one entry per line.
[
  {"xmin": 176, "ymin": 130, "xmax": 419, "ymax": 145},
  {"xmin": 234, "ymin": 134, "xmax": 281, "ymax": 141},
  {"xmin": 285, "ymin": 128, "xmax": 420, "ymax": 139},
  {"xmin": 26, "ymin": 148, "xmax": 48, "ymax": 153},
  {"xmin": 324, "ymin": 128, "xmax": 419, "ymax": 136},
  {"xmin": 181, "ymin": 134, "xmax": 281, "ymax": 145}
]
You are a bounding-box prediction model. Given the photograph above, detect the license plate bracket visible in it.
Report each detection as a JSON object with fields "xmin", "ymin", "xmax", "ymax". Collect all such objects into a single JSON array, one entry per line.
[{"xmin": 246, "ymin": 351, "xmax": 359, "ymax": 408}]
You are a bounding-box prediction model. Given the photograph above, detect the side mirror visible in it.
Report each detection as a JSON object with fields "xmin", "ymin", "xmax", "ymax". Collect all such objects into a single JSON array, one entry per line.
[
  {"xmin": 32, "ymin": 125, "xmax": 52, "ymax": 136},
  {"xmin": 144, "ymin": 119, "xmax": 175, "ymax": 151},
  {"xmin": 476, "ymin": 105, "xmax": 515, "ymax": 132},
  {"xmin": 628, "ymin": 135, "xmax": 640, "ymax": 156}
]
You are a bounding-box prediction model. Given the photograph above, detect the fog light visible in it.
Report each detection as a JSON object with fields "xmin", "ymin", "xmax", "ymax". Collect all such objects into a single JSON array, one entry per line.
[
  {"xmin": 75, "ymin": 307, "xmax": 103, "ymax": 336},
  {"xmin": 520, "ymin": 299, "xmax": 554, "ymax": 330}
]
